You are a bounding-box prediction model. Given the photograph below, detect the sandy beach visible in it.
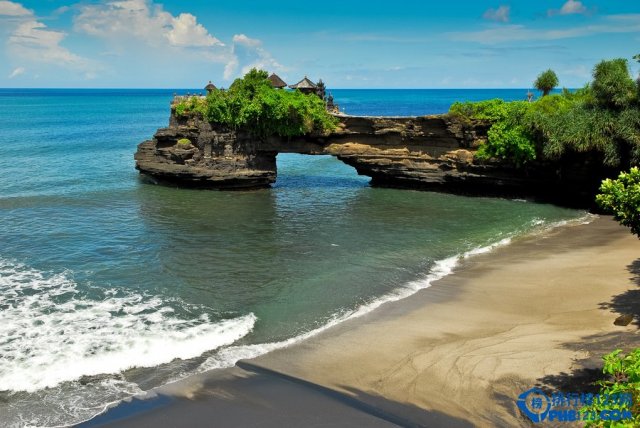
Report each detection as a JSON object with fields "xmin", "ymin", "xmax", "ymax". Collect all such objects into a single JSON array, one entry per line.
[{"xmin": 85, "ymin": 216, "xmax": 640, "ymax": 427}]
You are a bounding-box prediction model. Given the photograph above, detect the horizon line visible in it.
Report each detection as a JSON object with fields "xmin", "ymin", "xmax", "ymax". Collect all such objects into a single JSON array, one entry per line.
[{"xmin": 0, "ymin": 87, "xmax": 567, "ymax": 91}]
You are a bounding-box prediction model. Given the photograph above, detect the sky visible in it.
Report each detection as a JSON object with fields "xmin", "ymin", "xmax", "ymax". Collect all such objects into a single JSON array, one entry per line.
[{"xmin": 0, "ymin": 0, "xmax": 638, "ymax": 88}]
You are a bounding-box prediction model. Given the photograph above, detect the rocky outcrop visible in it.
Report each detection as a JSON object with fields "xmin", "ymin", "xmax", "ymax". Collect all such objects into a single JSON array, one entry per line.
[
  {"xmin": 135, "ymin": 107, "xmax": 611, "ymax": 207},
  {"xmin": 134, "ymin": 114, "xmax": 277, "ymax": 189}
]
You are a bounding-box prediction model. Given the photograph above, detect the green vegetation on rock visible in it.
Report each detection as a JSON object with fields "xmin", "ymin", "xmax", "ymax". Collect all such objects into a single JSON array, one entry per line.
[
  {"xmin": 597, "ymin": 167, "xmax": 640, "ymax": 238},
  {"xmin": 175, "ymin": 69, "xmax": 337, "ymax": 138},
  {"xmin": 449, "ymin": 57, "xmax": 640, "ymax": 167},
  {"xmin": 176, "ymin": 138, "xmax": 192, "ymax": 147},
  {"xmin": 534, "ymin": 69, "xmax": 559, "ymax": 96}
]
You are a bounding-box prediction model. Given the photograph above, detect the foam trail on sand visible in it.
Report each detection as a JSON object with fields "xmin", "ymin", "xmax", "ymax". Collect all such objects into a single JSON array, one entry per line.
[{"xmin": 199, "ymin": 214, "xmax": 595, "ymax": 371}]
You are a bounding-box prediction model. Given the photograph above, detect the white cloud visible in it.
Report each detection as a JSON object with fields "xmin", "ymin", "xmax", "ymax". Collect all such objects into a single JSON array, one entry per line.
[
  {"xmin": 483, "ymin": 5, "xmax": 510, "ymax": 23},
  {"xmin": 167, "ymin": 13, "xmax": 221, "ymax": 47},
  {"xmin": 224, "ymin": 34, "xmax": 285, "ymax": 80},
  {"xmin": 8, "ymin": 66, "xmax": 25, "ymax": 78},
  {"xmin": 450, "ymin": 14, "xmax": 640, "ymax": 44},
  {"xmin": 73, "ymin": 0, "xmax": 271, "ymax": 80},
  {"xmin": 232, "ymin": 34, "xmax": 262, "ymax": 48},
  {"xmin": 549, "ymin": 0, "xmax": 588, "ymax": 16},
  {"xmin": 0, "ymin": 0, "xmax": 31, "ymax": 16},
  {"xmin": 1, "ymin": 2, "xmax": 98, "ymax": 79},
  {"xmin": 53, "ymin": 6, "xmax": 70, "ymax": 16},
  {"xmin": 74, "ymin": 0, "xmax": 222, "ymax": 49},
  {"xmin": 3, "ymin": 0, "xmax": 287, "ymax": 83},
  {"xmin": 8, "ymin": 20, "xmax": 95, "ymax": 72}
]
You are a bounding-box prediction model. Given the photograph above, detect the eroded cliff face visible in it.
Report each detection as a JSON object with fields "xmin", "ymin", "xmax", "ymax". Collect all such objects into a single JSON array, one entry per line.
[
  {"xmin": 135, "ymin": 108, "xmax": 608, "ymax": 206},
  {"xmin": 134, "ymin": 110, "xmax": 489, "ymax": 186}
]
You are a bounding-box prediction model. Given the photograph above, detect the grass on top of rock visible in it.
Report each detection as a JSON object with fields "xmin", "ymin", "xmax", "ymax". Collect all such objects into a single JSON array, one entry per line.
[
  {"xmin": 448, "ymin": 58, "xmax": 640, "ymax": 168},
  {"xmin": 175, "ymin": 69, "xmax": 337, "ymax": 139},
  {"xmin": 176, "ymin": 138, "xmax": 192, "ymax": 147}
]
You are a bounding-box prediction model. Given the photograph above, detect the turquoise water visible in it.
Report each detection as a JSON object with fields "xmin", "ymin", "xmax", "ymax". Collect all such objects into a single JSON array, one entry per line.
[{"xmin": 0, "ymin": 89, "xmax": 582, "ymax": 427}]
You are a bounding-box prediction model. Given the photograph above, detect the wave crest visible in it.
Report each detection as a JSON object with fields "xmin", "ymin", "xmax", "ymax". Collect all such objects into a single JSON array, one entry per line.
[{"xmin": 0, "ymin": 259, "xmax": 255, "ymax": 393}]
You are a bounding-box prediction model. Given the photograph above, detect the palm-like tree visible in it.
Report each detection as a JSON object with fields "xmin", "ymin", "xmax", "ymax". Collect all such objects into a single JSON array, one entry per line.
[{"xmin": 534, "ymin": 69, "xmax": 559, "ymax": 97}]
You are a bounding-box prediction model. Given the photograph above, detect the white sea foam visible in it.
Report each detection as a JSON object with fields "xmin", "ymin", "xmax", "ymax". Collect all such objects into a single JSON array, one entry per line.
[
  {"xmin": 1, "ymin": 213, "xmax": 594, "ymax": 427},
  {"xmin": 0, "ymin": 259, "xmax": 256, "ymax": 393},
  {"xmin": 199, "ymin": 236, "xmax": 514, "ymax": 372},
  {"xmin": 199, "ymin": 213, "xmax": 595, "ymax": 372}
]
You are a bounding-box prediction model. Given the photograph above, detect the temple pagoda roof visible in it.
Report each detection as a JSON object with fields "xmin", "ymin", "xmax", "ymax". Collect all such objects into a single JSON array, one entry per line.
[
  {"xmin": 268, "ymin": 73, "xmax": 287, "ymax": 89},
  {"xmin": 289, "ymin": 76, "xmax": 317, "ymax": 90}
]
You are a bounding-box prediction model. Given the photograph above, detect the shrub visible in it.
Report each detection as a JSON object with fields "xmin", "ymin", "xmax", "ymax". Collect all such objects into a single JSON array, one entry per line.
[
  {"xmin": 449, "ymin": 59, "xmax": 640, "ymax": 167},
  {"xmin": 534, "ymin": 69, "xmax": 559, "ymax": 96},
  {"xmin": 176, "ymin": 138, "xmax": 192, "ymax": 147},
  {"xmin": 580, "ymin": 349, "xmax": 640, "ymax": 426},
  {"xmin": 175, "ymin": 69, "xmax": 337, "ymax": 139},
  {"xmin": 596, "ymin": 167, "xmax": 640, "ymax": 238},
  {"xmin": 175, "ymin": 97, "xmax": 206, "ymax": 117},
  {"xmin": 449, "ymin": 99, "xmax": 510, "ymax": 122},
  {"xmin": 592, "ymin": 59, "xmax": 637, "ymax": 110},
  {"xmin": 476, "ymin": 122, "xmax": 536, "ymax": 166},
  {"xmin": 450, "ymin": 99, "xmax": 537, "ymax": 165}
]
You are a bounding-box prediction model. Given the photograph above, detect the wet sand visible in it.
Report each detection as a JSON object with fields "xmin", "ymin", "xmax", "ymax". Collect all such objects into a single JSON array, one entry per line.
[{"xmin": 85, "ymin": 216, "xmax": 640, "ymax": 427}]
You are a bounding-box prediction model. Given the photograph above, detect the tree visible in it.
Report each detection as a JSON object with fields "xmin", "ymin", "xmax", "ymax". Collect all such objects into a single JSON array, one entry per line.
[
  {"xmin": 534, "ymin": 69, "xmax": 559, "ymax": 96},
  {"xmin": 596, "ymin": 167, "xmax": 640, "ymax": 238},
  {"xmin": 634, "ymin": 55, "xmax": 640, "ymax": 98},
  {"xmin": 591, "ymin": 58, "xmax": 636, "ymax": 110}
]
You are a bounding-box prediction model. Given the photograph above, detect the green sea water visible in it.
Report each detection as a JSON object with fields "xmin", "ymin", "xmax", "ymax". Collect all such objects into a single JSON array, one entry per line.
[{"xmin": 0, "ymin": 89, "xmax": 584, "ymax": 426}]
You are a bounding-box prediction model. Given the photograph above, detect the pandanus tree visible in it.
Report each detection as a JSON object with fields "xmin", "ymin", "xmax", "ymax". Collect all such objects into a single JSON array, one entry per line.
[{"xmin": 534, "ymin": 69, "xmax": 559, "ymax": 97}]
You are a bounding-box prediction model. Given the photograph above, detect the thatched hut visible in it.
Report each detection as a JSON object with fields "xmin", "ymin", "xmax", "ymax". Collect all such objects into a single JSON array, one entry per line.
[
  {"xmin": 268, "ymin": 73, "xmax": 287, "ymax": 89},
  {"xmin": 289, "ymin": 76, "xmax": 317, "ymax": 95},
  {"xmin": 204, "ymin": 81, "xmax": 217, "ymax": 94}
]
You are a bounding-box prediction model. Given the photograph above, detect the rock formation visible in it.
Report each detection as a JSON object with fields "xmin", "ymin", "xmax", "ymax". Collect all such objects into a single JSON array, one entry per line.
[{"xmin": 135, "ymin": 106, "xmax": 612, "ymax": 207}]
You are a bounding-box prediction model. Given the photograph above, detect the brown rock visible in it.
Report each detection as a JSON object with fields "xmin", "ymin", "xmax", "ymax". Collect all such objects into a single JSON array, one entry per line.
[
  {"xmin": 614, "ymin": 314, "xmax": 634, "ymax": 326},
  {"xmin": 133, "ymin": 108, "xmax": 612, "ymax": 205}
]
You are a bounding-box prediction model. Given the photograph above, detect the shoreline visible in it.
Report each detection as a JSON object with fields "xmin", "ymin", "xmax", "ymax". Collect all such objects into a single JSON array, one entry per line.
[
  {"xmin": 160, "ymin": 213, "xmax": 595, "ymax": 377},
  {"xmin": 82, "ymin": 216, "xmax": 640, "ymax": 427}
]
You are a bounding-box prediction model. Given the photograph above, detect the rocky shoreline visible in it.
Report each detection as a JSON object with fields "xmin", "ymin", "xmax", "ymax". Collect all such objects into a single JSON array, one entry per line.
[{"xmin": 135, "ymin": 107, "xmax": 614, "ymax": 207}]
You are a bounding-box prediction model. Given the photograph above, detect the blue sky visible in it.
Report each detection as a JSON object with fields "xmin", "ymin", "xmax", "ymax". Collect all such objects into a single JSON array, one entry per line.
[{"xmin": 0, "ymin": 0, "xmax": 638, "ymax": 88}]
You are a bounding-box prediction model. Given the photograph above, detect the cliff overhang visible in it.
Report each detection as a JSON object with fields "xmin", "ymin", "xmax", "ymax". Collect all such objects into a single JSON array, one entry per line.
[{"xmin": 135, "ymin": 108, "xmax": 612, "ymax": 208}]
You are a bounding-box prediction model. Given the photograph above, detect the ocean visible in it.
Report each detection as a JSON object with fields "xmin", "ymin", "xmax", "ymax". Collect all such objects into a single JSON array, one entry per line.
[{"xmin": 0, "ymin": 88, "xmax": 583, "ymax": 427}]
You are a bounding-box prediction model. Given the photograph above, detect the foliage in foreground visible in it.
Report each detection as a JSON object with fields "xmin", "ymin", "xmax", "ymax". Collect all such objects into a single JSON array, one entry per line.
[
  {"xmin": 175, "ymin": 69, "xmax": 337, "ymax": 138},
  {"xmin": 597, "ymin": 167, "xmax": 640, "ymax": 238},
  {"xmin": 449, "ymin": 58, "xmax": 640, "ymax": 167},
  {"xmin": 581, "ymin": 349, "xmax": 640, "ymax": 427}
]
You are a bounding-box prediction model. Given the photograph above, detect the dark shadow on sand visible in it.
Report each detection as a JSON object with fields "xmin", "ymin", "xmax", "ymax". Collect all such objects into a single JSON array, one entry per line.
[
  {"xmin": 599, "ymin": 258, "xmax": 640, "ymax": 327},
  {"xmin": 533, "ymin": 331, "xmax": 640, "ymax": 397},
  {"xmin": 79, "ymin": 361, "xmax": 474, "ymax": 428}
]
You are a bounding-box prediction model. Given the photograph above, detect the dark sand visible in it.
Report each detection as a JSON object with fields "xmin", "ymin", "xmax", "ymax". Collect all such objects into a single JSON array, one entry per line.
[{"xmin": 82, "ymin": 216, "xmax": 640, "ymax": 427}]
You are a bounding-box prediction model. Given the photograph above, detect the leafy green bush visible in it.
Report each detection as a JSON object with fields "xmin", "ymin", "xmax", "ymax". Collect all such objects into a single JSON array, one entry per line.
[
  {"xmin": 449, "ymin": 57, "xmax": 640, "ymax": 167},
  {"xmin": 476, "ymin": 122, "xmax": 536, "ymax": 166},
  {"xmin": 592, "ymin": 59, "xmax": 637, "ymax": 110},
  {"xmin": 534, "ymin": 69, "xmax": 559, "ymax": 96},
  {"xmin": 174, "ymin": 97, "xmax": 207, "ymax": 118},
  {"xmin": 596, "ymin": 167, "xmax": 640, "ymax": 238},
  {"xmin": 174, "ymin": 69, "xmax": 337, "ymax": 138},
  {"xmin": 449, "ymin": 98, "xmax": 511, "ymax": 122},
  {"xmin": 450, "ymin": 99, "xmax": 537, "ymax": 165},
  {"xmin": 581, "ymin": 349, "xmax": 640, "ymax": 427}
]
